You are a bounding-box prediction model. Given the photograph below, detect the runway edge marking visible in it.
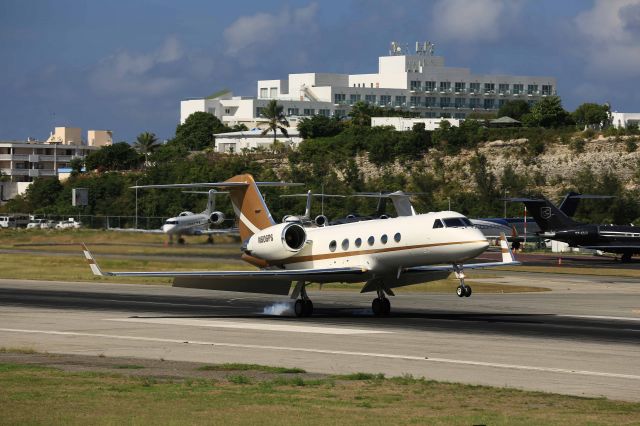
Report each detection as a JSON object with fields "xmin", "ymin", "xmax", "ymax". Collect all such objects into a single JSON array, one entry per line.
[{"xmin": 1, "ymin": 327, "xmax": 639, "ymax": 381}]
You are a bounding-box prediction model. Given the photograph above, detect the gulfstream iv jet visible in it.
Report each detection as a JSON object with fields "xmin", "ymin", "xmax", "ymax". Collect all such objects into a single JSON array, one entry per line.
[{"xmin": 83, "ymin": 174, "xmax": 519, "ymax": 317}]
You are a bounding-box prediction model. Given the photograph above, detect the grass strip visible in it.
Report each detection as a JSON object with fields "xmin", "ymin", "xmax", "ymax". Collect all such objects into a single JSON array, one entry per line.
[
  {"xmin": 0, "ymin": 362, "xmax": 638, "ymax": 425},
  {"xmin": 197, "ymin": 363, "xmax": 306, "ymax": 374}
]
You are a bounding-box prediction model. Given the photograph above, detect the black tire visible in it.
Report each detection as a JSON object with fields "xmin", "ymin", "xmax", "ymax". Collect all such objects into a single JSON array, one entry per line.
[
  {"xmin": 294, "ymin": 299, "xmax": 305, "ymax": 317},
  {"xmin": 303, "ymin": 300, "xmax": 313, "ymax": 317},
  {"xmin": 372, "ymin": 298, "xmax": 383, "ymax": 316},
  {"xmin": 456, "ymin": 286, "xmax": 465, "ymax": 297},
  {"xmin": 382, "ymin": 298, "xmax": 391, "ymax": 315},
  {"xmin": 465, "ymin": 286, "xmax": 472, "ymax": 297},
  {"xmin": 621, "ymin": 252, "xmax": 632, "ymax": 263}
]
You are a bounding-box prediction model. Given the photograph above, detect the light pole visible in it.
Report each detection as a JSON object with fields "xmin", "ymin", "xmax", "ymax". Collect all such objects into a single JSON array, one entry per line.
[
  {"xmin": 447, "ymin": 197, "xmax": 451, "ymax": 211},
  {"xmin": 135, "ymin": 180, "xmax": 138, "ymax": 230},
  {"xmin": 503, "ymin": 189, "xmax": 509, "ymax": 218}
]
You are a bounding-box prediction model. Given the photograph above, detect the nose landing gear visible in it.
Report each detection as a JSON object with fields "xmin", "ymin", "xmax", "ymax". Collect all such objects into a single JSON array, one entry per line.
[{"xmin": 454, "ymin": 264, "xmax": 472, "ymax": 297}]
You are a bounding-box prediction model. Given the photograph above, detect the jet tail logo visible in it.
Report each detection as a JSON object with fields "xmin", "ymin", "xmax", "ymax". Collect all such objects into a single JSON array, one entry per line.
[{"xmin": 540, "ymin": 207, "xmax": 552, "ymax": 219}]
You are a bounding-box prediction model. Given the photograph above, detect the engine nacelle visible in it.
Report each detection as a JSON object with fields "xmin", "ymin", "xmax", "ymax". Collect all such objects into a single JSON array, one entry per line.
[
  {"xmin": 245, "ymin": 223, "xmax": 307, "ymax": 261},
  {"xmin": 314, "ymin": 214, "xmax": 328, "ymax": 227},
  {"xmin": 209, "ymin": 211, "xmax": 225, "ymax": 225}
]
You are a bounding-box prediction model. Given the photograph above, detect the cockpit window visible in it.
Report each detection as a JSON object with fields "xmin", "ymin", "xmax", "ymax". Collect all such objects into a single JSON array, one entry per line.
[
  {"xmin": 433, "ymin": 219, "xmax": 444, "ymax": 229},
  {"xmin": 165, "ymin": 220, "xmax": 178, "ymax": 225},
  {"xmin": 443, "ymin": 217, "xmax": 473, "ymax": 228}
]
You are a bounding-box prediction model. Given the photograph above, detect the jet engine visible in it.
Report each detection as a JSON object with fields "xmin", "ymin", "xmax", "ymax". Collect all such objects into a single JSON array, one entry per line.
[
  {"xmin": 314, "ymin": 215, "xmax": 328, "ymax": 227},
  {"xmin": 209, "ymin": 211, "xmax": 225, "ymax": 225},
  {"xmin": 244, "ymin": 223, "xmax": 307, "ymax": 261}
]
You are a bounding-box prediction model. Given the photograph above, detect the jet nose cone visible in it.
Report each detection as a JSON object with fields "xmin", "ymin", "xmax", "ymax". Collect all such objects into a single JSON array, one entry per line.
[{"xmin": 162, "ymin": 224, "xmax": 175, "ymax": 233}]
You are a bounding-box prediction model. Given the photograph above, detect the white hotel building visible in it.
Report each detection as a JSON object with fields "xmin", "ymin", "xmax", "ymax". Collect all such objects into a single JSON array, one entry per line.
[{"xmin": 181, "ymin": 42, "xmax": 557, "ymax": 129}]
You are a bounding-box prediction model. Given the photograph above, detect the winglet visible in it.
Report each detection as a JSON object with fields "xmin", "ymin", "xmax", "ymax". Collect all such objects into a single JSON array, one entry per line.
[
  {"xmin": 498, "ymin": 233, "xmax": 516, "ymax": 263},
  {"xmin": 81, "ymin": 243, "xmax": 109, "ymax": 276}
]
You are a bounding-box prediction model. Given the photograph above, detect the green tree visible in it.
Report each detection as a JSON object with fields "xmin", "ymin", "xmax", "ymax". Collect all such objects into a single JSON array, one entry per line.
[
  {"xmin": 297, "ymin": 115, "xmax": 344, "ymax": 139},
  {"xmin": 572, "ymin": 103, "xmax": 611, "ymax": 129},
  {"xmin": 175, "ymin": 112, "xmax": 228, "ymax": 151},
  {"xmin": 24, "ymin": 178, "xmax": 64, "ymax": 209},
  {"xmin": 258, "ymin": 100, "xmax": 289, "ymax": 143},
  {"xmin": 69, "ymin": 157, "xmax": 84, "ymax": 176},
  {"xmin": 85, "ymin": 142, "xmax": 142, "ymax": 171},
  {"xmin": 497, "ymin": 100, "xmax": 530, "ymax": 121},
  {"xmin": 521, "ymin": 96, "xmax": 573, "ymax": 128},
  {"xmin": 348, "ymin": 101, "xmax": 382, "ymax": 126},
  {"xmin": 134, "ymin": 132, "xmax": 160, "ymax": 166}
]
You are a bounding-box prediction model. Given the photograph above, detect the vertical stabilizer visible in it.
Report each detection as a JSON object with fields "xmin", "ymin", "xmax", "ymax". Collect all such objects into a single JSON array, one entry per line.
[
  {"xmin": 222, "ymin": 174, "xmax": 276, "ymax": 241},
  {"xmin": 520, "ymin": 197, "xmax": 577, "ymax": 232}
]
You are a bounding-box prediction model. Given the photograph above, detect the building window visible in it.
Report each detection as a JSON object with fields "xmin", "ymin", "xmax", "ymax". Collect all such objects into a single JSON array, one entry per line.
[
  {"xmin": 394, "ymin": 96, "xmax": 406, "ymax": 107},
  {"xmin": 303, "ymin": 108, "xmax": 315, "ymax": 116},
  {"xmin": 455, "ymin": 98, "xmax": 466, "ymax": 108},
  {"xmin": 379, "ymin": 95, "xmax": 391, "ymax": 106},
  {"xmin": 484, "ymin": 98, "xmax": 495, "ymax": 109},
  {"xmin": 318, "ymin": 109, "xmax": 330, "ymax": 117},
  {"xmin": 287, "ymin": 107, "xmax": 299, "ymax": 116},
  {"xmin": 341, "ymin": 239, "xmax": 349, "ymax": 250},
  {"xmin": 410, "ymin": 96, "xmax": 421, "ymax": 107},
  {"xmin": 425, "ymin": 97, "xmax": 436, "ymax": 107},
  {"xmin": 349, "ymin": 94, "xmax": 361, "ymax": 105},
  {"xmin": 469, "ymin": 82, "xmax": 480, "ymax": 94},
  {"xmin": 439, "ymin": 81, "xmax": 451, "ymax": 92},
  {"xmin": 498, "ymin": 99, "xmax": 506, "ymax": 108},
  {"xmin": 513, "ymin": 84, "xmax": 523, "ymax": 94},
  {"xmin": 527, "ymin": 84, "xmax": 538, "ymax": 95},
  {"xmin": 454, "ymin": 113, "xmax": 466, "ymax": 119},
  {"xmin": 367, "ymin": 236, "xmax": 375, "ymax": 246},
  {"xmin": 498, "ymin": 83, "xmax": 509, "ymax": 94},
  {"xmin": 394, "ymin": 233, "xmax": 401, "ymax": 243},
  {"xmin": 424, "ymin": 112, "xmax": 437, "ymax": 118},
  {"xmin": 260, "ymin": 88, "xmax": 268, "ymax": 98},
  {"xmin": 270, "ymin": 87, "xmax": 277, "ymax": 98},
  {"xmin": 256, "ymin": 107, "xmax": 264, "ymax": 117},
  {"xmin": 365, "ymin": 94, "xmax": 376, "ymax": 104},
  {"xmin": 425, "ymin": 81, "xmax": 436, "ymax": 92},
  {"xmin": 334, "ymin": 109, "xmax": 345, "ymax": 118},
  {"xmin": 469, "ymin": 98, "xmax": 480, "ymax": 108},
  {"xmin": 454, "ymin": 82, "xmax": 466, "ymax": 93},
  {"xmin": 440, "ymin": 97, "xmax": 451, "ymax": 108},
  {"xmin": 410, "ymin": 80, "xmax": 422, "ymax": 91},
  {"xmin": 329, "ymin": 240, "xmax": 337, "ymax": 252},
  {"xmin": 484, "ymin": 83, "xmax": 495, "ymax": 94},
  {"xmin": 334, "ymin": 93, "xmax": 346, "ymax": 104},
  {"xmin": 381, "ymin": 234, "xmax": 388, "ymax": 244},
  {"xmin": 542, "ymin": 85, "xmax": 553, "ymax": 95},
  {"xmin": 224, "ymin": 108, "xmax": 231, "ymax": 114}
]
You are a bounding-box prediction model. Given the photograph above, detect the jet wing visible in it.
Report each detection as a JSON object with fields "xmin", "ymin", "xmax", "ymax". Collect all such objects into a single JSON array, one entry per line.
[{"xmin": 82, "ymin": 243, "xmax": 369, "ymax": 284}]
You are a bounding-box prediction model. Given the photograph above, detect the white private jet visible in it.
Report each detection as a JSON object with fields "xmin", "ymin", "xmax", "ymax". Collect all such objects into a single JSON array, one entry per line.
[{"xmin": 82, "ymin": 174, "xmax": 519, "ymax": 317}]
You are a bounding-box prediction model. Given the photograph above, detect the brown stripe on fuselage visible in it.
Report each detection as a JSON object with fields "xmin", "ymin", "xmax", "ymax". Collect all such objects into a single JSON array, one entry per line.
[{"xmin": 273, "ymin": 239, "xmax": 488, "ymax": 265}]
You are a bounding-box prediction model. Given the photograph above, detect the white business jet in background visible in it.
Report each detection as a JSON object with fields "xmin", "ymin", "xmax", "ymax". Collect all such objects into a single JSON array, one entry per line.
[{"xmin": 83, "ymin": 174, "xmax": 519, "ymax": 317}]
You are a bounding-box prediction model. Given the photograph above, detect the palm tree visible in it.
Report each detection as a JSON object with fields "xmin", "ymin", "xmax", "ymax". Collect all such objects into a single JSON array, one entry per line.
[
  {"xmin": 258, "ymin": 100, "xmax": 289, "ymax": 143},
  {"xmin": 134, "ymin": 132, "xmax": 159, "ymax": 167}
]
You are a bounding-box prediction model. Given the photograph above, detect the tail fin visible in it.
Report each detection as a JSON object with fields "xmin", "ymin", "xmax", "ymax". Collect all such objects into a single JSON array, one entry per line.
[
  {"xmin": 520, "ymin": 197, "xmax": 577, "ymax": 232},
  {"xmin": 558, "ymin": 191, "xmax": 581, "ymax": 217},
  {"xmin": 221, "ymin": 174, "xmax": 275, "ymax": 241},
  {"xmin": 205, "ymin": 189, "xmax": 216, "ymax": 215}
]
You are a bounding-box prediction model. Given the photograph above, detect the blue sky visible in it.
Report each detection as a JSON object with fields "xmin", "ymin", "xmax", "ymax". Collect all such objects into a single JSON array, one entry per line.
[{"xmin": 1, "ymin": 0, "xmax": 639, "ymax": 142}]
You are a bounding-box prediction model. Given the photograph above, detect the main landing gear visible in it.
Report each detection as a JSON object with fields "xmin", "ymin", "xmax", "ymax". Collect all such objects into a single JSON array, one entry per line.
[
  {"xmin": 454, "ymin": 265, "xmax": 472, "ymax": 298},
  {"xmin": 292, "ymin": 281, "xmax": 313, "ymax": 317},
  {"xmin": 621, "ymin": 252, "xmax": 633, "ymax": 263},
  {"xmin": 372, "ymin": 289, "xmax": 391, "ymax": 316}
]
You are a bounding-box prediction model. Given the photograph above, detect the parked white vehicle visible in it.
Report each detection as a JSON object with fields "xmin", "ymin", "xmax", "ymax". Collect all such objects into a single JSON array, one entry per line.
[
  {"xmin": 0, "ymin": 214, "xmax": 30, "ymax": 228},
  {"xmin": 27, "ymin": 219, "xmax": 46, "ymax": 229},
  {"xmin": 55, "ymin": 218, "xmax": 82, "ymax": 229}
]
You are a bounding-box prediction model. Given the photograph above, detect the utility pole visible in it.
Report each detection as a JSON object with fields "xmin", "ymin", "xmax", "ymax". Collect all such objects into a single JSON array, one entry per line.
[
  {"xmin": 135, "ymin": 180, "xmax": 138, "ymax": 229},
  {"xmin": 503, "ymin": 189, "xmax": 509, "ymax": 218}
]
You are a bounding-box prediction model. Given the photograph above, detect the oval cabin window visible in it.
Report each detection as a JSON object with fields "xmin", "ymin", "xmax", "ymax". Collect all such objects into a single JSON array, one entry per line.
[{"xmin": 329, "ymin": 240, "xmax": 337, "ymax": 252}]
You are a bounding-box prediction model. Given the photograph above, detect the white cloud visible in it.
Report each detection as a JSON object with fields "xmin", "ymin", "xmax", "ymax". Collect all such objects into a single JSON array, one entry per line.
[
  {"xmin": 223, "ymin": 3, "xmax": 319, "ymax": 58},
  {"xmin": 89, "ymin": 36, "xmax": 186, "ymax": 97},
  {"xmin": 574, "ymin": 0, "xmax": 640, "ymax": 77},
  {"xmin": 430, "ymin": 0, "xmax": 522, "ymax": 43}
]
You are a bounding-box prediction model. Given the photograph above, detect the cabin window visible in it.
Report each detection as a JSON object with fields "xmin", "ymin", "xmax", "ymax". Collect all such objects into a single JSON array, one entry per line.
[
  {"xmin": 368, "ymin": 236, "xmax": 375, "ymax": 246},
  {"xmin": 394, "ymin": 232, "xmax": 401, "ymax": 242},
  {"xmin": 381, "ymin": 234, "xmax": 388, "ymax": 244},
  {"xmin": 355, "ymin": 237, "xmax": 362, "ymax": 248},
  {"xmin": 341, "ymin": 239, "xmax": 349, "ymax": 250},
  {"xmin": 433, "ymin": 219, "xmax": 444, "ymax": 229},
  {"xmin": 329, "ymin": 240, "xmax": 337, "ymax": 252}
]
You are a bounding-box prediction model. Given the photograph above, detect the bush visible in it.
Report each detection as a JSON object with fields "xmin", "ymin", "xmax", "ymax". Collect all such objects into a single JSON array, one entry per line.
[{"xmin": 570, "ymin": 138, "xmax": 586, "ymax": 154}]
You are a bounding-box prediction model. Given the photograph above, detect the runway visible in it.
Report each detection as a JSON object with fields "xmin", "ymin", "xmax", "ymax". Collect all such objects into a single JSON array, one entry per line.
[{"xmin": 0, "ymin": 275, "xmax": 639, "ymax": 401}]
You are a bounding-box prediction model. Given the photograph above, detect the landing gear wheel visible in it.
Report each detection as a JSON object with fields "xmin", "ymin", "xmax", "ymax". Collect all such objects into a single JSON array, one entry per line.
[
  {"xmin": 456, "ymin": 286, "xmax": 465, "ymax": 297},
  {"xmin": 382, "ymin": 298, "xmax": 391, "ymax": 315},
  {"xmin": 372, "ymin": 298, "xmax": 383, "ymax": 316},
  {"xmin": 177, "ymin": 237, "xmax": 185, "ymax": 245},
  {"xmin": 303, "ymin": 300, "xmax": 313, "ymax": 317},
  {"xmin": 294, "ymin": 299, "xmax": 305, "ymax": 317},
  {"xmin": 621, "ymin": 252, "xmax": 632, "ymax": 263},
  {"xmin": 206, "ymin": 236, "xmax": 214, "ymax": 245},
  {"xmin": 464, "ymin": 286, "xmax": 472, "ymax": 297}
]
